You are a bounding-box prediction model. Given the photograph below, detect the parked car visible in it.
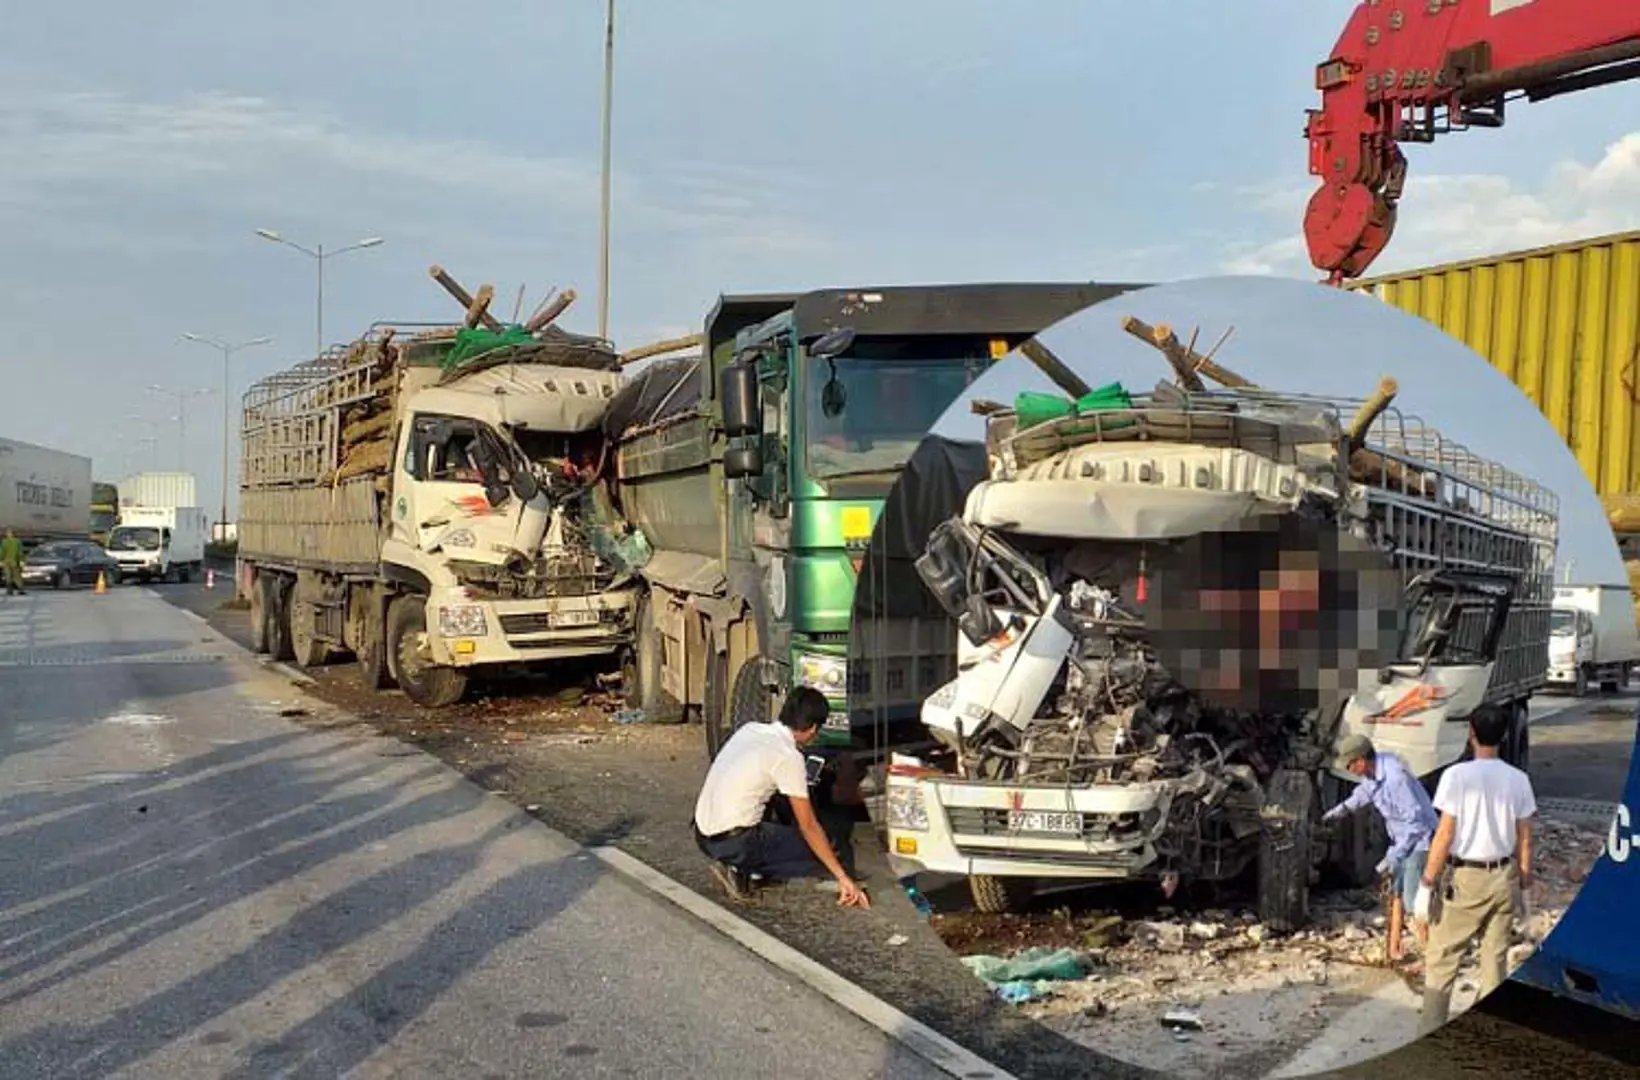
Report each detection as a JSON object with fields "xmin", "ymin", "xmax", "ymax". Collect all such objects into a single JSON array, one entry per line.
[{"xmin": 21, "ymin": 541, "xmax": 122, "ymax": 589}]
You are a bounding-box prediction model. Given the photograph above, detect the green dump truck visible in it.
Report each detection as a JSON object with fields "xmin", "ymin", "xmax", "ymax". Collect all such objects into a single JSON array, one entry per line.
[{"xmin": 607, "ymin": 283, "xmax": 1140, "ymax": 758}]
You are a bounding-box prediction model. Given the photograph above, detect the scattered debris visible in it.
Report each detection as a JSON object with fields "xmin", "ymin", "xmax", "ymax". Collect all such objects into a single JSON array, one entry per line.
[
  {"xmin": 886, "ymin": 934, "xmax": 910, "ymax": 947},
  {"xmin": 612, "ymin": 709, "xmax": 647, "ymax": 725},
  {"xmin": 103, "ymin": 712, "xmax": 175, "ymax": 727},
  {"xmin": 278, "ymin": 707, "xmax": 308, "ymax": 718},
  {"xmin": 1160, "ymin": 1007, "xmax": 1204, "ymax": 1033},
  {"xmin": 963, "ymin": 947, "xmax": 1095, "ymax": 1004}
]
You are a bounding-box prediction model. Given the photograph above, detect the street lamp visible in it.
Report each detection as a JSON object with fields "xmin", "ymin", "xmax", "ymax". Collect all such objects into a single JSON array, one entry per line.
[
  {"xmin": 145, "ymin": 385, "xmax": 214, "ymax": 473},
  {"xmin": 183, "ymin": 333, "xmax": 272, "ymax": 539},
  {"xmin": 598, "ymin": 0, "xmax": 615, "ymax": 339},
  {"xmin": 255, "ymin": 229, "xmax": 384, "ymax": 356}
]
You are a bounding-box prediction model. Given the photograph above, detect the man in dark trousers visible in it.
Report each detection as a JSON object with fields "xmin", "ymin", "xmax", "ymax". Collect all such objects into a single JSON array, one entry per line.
[
  {"xmin": 692, "ymin": 686, "xmax": 870, "ymax": 909},
  {"xmin": 1414, "ymin": 709, "xmax": 1538, "ymax": 1036}
]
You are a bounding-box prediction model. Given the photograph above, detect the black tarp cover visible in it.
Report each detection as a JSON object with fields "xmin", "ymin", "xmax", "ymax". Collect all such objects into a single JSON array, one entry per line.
[{"xmin": 603, "ymin": 355, "xmax": 704, "ymax": 441}]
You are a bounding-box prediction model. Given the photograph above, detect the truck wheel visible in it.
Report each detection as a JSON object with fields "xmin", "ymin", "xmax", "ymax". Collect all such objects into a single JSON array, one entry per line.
[
  {"xmin": 55, "ymin": 570, "xmax": 70, "ymax": 590},
  {"xmin": 633, "ymin": 593, "xmax": 683, "ymax": 724},
  {"xmin": 266, "ymin": 577, "xmax": 295, "ymax": 663},
  {"xmin": 969, "ymin": 875, "xmax": 1034, "ymax": 914},
  {"xmin": 249, "ymin": 575, "xmax": 270, "ymax": 653},
  {"xmin": 288, "ymin": 598, "xmax": 330, "ymax": 668},
  {"xmin": 1575, "ymin": 666, "xmax": 1589, "ymax": 698},
  {"xmin": 356, "ymin": 599, "xmax": 393, "ymax": 690},
  {"xmin": 1257, "ymin": 768, "xmax": 1316, "ymax": 933},
  {"xmin": 388, "ymin": 596, "xmax": 467, "ymax": 708},
  {"xmin": 1512, "ymin": 704, "xmax": 1532, "ymax": 772},
  {"xmin": 703, "ymin": 650, "xmax": 769, "ymax": 760},
  {"xmin": 1601, "ymin": 673, "xmax": 1620, "ymax": 694}
]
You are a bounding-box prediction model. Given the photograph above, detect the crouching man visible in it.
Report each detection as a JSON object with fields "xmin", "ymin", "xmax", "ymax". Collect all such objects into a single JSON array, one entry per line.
[{"xmin": 692, "ymin": 686, "xmax": 871, "ymax": 909}]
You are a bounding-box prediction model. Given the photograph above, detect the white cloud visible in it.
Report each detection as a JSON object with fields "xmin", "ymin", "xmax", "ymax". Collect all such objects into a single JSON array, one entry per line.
[{"xmin": 1216, "ymin": 132, "xmax": 1640, "ymax": 278}]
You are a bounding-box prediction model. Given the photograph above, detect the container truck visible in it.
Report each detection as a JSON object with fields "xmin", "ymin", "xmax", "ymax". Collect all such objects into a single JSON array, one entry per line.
[
  {"xmin": 118, "ymin": 471, "xmax": 199, "ymax": 512},
  {"xmin": 106, "ymin": 505, "xmax": 208, "ymax": 583},
  {"xmin": 237, "ymin": 282, "xmax": 640, "ymax": 709},
  {"xmin": 605, "ymin": 283, "xmax": 1140, "ymax": 758},
  {"xmin": 1547, "ymin": 583, "xmax": 1640, "ymax": 696},
  {"xmin": 0, "ymin": 438, "xmax": 92, "ymax": 548},
  {"xmin": 882, "ymin": 326, "xmax": 1558, "ymax": 924}
]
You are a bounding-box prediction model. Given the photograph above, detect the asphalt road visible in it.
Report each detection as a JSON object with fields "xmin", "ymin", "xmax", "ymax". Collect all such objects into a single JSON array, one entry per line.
[{"xmin": 0, "ymin": 586, "xmax": 951, "ymax": 1080}]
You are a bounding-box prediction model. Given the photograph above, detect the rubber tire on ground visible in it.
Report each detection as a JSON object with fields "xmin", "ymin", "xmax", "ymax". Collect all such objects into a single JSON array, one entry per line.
[
  {"xmin": 356, "ymin": 597, "xmax": 393, "ymax": 690},
  {"xmin": 1257, "ymin": 768, "xmax": 1316, "ymax": 933},
  {"xmin": 1318, "ymin": 774, "xmax": 1382, "ymax": 888},
  {"xmin": 249, "ymin": 575, "xmax": 270, "ymax": 654},
  {"xmin": 1601, "ymin": 675, "xmax": 1620, "ymax": 694},
  {"xmin": 266, "ymin": 576, "xmax": 295, "ymax": 663},
  {"xmin": 106, "ymin": 566, "xmax": 121, "ymax": 587},
  {"xmin": 632, "ymin": 592, "xmax": 683, "ymax": 724},
  {"xmin": 288, "ymin": 597, "xmax": 330, "ymax": 668},
  {"xmin": 55, "ymin": 571, "xmax": 70, "ymax": 590},
  {"xmin": 1575, "ymin": 666, "xmax": 1589, "ymax": 698},
  {"xmin": 968, "ymin": 875, "xmax": 1035, "ymax": 915},
  {"xmin": 387, "ymin": 595, "xmax": 468, "ymax": 709},
  {"xmin": 1513, "ymin": 705, "xmax": 1531, "ymax": 773},
  {"xmin": 178, "ymin": 564, "xmax": 192, "ymax": 584}
]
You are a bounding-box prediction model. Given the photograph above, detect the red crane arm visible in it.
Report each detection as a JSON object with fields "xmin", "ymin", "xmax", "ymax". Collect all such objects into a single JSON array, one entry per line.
[{"xmin": 1304, "ymin": 1, "xmax": 1640, "ymax": 285}]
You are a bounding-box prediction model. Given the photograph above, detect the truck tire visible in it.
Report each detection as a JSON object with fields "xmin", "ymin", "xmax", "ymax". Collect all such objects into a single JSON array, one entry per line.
[
  {"xmin": 633, "ymin": 592, "xmax": 683, "ymax": 724},
  {"xmin": 1575, "ymin": 666, "xmax": 1589, "ymax": 698},
  {"xmin": 969, "ymin": 875, "xmax": 1035, "ymax": 914},
  {"xmin": 249, "ymin": 574, "xmax": 270, "ymax": 654},
  {"xmin": 266, "ymin": 576, "xmax": 295, "ymax": 663},
  {"xmin": 356, "ymin": 598, "xmax": 393, "ymax": 690},
  {"xmin": 387, "ymin": 596, "xmax": 467, "ymax": 709},
  {"xmin": 1601, "ymin": 672, "xmax": 1621, "ymax": 694},
  {"xmin": 1257, "ymin": 768, "xmax": 1316, "ymax": 933},
  {"xmin": 288, "ymin": 598, "xmax": 330, "ymax": 668},
  {"xmin": 704, "ymin": 650, "xmax": 770, "ymax": 759},
  {"xmin": 1512, "ymin": 704, "xmax": 1532, "ymax": 772}
]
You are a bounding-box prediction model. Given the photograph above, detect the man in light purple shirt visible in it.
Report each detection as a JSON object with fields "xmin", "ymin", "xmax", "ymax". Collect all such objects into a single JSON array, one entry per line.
[{"xmin": 1323, "ymin": 733, "xmax": 1439, "ymax": 964}]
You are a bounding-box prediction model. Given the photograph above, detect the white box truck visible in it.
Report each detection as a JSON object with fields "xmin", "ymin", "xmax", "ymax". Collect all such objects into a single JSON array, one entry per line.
[
  {"xmin": 118, "ymin": 472, "xmax": 198, "ymax": 511},
  {"xmin": 1548, "ymin": 584, "xmax": 1640, "ymax": 696},
  {"xmin": 107, "ymin": 505, "xmax": 208, "ymax": 583}
]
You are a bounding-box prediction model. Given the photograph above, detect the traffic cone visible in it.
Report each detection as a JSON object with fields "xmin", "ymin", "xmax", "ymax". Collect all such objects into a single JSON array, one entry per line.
[
  {"xmin": 95, "ymin": 572, "xmax": 107, "ymax": 595},
  {"xmin": 206, "ymin": 567, "xmax": 216, "ymax": 590}
]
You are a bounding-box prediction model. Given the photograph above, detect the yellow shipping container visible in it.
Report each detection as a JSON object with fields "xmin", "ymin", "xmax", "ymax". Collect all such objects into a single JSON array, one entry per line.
[{"xmin": 1349, "ymin": 230, "xmax": 1640, "ymax": 526}]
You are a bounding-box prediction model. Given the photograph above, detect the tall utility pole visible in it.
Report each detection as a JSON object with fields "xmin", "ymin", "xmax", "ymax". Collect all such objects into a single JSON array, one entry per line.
[
  {"xmin": 598, "ymin": 0, "xmax": 615, "ymax": 340},
  {"xmin": 183, "ymin": 333, "xmax": 272, "ymax": 539},
  {"xmin": 145, "ymin": 385, "xmax": 214, "ymax": 472},
  {"xmin": 255, "ymin": 230, "xmax": 384, "ymax": 355}
]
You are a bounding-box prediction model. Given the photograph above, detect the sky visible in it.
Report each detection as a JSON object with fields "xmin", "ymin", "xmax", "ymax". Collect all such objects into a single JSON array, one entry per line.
[
  {"xmin": 930, "ymin": 276, "xmax": 1624, "ymax": 585},
  {"xmin": 3, "ymin": 2, "xmax": 1640, "ymax": 520}
]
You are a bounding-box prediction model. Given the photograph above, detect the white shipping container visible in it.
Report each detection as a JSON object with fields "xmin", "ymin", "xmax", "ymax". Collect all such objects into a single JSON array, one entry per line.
[
  {"xmin": 0, "ymin": 437, "xmax": 92, "ymax": 541},
  {"xmin": 119, "ymin": 471, "xmax": 198, "ymax": 511}
]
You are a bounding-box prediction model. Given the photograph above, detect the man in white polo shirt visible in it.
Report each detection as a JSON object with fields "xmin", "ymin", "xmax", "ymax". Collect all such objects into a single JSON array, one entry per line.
[
  {"xmin": 692, "ymin": 686, "xmax": 871, "ymax": 909},
  {"xmin": 1413, "ymin": 707, "xmax": 1537, "ymax": 1036}
]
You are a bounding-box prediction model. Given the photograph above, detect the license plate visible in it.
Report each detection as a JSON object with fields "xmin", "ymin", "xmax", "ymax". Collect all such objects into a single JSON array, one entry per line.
[
  {"xmin": 1008, "ymin": 810, "xmax": 1084, "ymax": 835},
  {"xmin": 549, "ymin": 609, "xmax": 599, "ymax": 628}
]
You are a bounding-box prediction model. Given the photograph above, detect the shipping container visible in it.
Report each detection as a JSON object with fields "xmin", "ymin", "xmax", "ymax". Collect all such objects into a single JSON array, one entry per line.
[
  {"xmin": 0, "ymin": 438, "xmax": 93, "ymax": 544},
  {"xmin": 1349, "ymin": 231, "xmax": 1640, "ymax": 510},
  {"xmin": 118, "ymin": 471, "xmax": 198, "ymax": 512}
]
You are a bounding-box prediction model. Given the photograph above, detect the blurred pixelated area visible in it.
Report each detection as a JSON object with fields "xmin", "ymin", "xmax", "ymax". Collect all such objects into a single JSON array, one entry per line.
[{"xmin": 1143, "ymin": 515, "xmax": 1402, "ymax": 716}]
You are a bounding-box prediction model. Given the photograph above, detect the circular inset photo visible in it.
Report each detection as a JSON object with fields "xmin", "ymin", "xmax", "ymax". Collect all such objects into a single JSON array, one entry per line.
[{"xmin": 847, "ymin": 275, "xmax": 1633, "ymax": 1077}]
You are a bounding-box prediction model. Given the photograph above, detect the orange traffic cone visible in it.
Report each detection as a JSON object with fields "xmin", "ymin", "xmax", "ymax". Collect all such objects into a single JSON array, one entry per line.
[{"xmin": 95, "ymin": 572, "xmax": 107, "ymax": 595}]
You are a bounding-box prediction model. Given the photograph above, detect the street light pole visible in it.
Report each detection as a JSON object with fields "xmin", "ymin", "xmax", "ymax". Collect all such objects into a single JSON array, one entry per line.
[
  {"xmin": 146, "ymin": 385, "xmax": 214, "ymax": 473},
  {"xmin": 254, "ymin": 230, "xmax": 383, "ymax": 355},
  {"xmin": 183, "ymin": 333, "xmax": 272, "ymax": 539},
  {"xmin": 598, "ymin": 0, "xmax": 615, "ymax": 339}
]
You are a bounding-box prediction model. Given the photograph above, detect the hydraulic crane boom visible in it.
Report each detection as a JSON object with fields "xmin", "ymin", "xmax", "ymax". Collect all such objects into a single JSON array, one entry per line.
[{"xmin": 1305, "ymin": 1, "xmax": 1640, "ymax": 284}]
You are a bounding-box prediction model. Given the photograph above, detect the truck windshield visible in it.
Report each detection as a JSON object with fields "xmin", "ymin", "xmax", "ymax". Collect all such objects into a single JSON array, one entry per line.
[
  {"xmin": 1549, "ymin": 609, "xmax": 1575, "ymax": 636},
  {"xmin": 805, "ymin": 353, "xmax": 984, "ymax": 481},
  {"xmin": 108, "ymin": 528, "xmax": 161, "ymax": 551},
  {"xmin": 90, "ymin": 510, "xmax": 118, "ymax": 534}
]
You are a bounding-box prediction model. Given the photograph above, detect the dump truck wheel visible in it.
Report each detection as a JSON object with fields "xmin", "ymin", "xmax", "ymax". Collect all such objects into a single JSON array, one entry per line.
[
  {"xmin": 356, "ymin": 599, "xmax": 393, "ymax": 690},
  {"xmin": 1512, "ymin": 705, "xmax": 1531, "ymax": 772},
  {"xmin": 249, "ymin": 575, "xmax": 269, "ymax": 653},
  {"xmin": 703, "ymin": 649, "xmax": 728, "ymax": 760},
  {"xmin": 289, "ymin": 598, "xmax": 330, "ymax": 668},
  {"xmin": 388, "ymin": 596, "xmax": 467, "ymax": 708},
  {"xmin": 969, "ymin": 875, "xmax": 1034, "ymax": 914},
  {"xmin": 634, "ymin": 593, "xmax": 682, "ymax": 724},
  {"xmin": 1574, "ymin": 666, "xmax": 1589, "ymax": 697},
  {"xmin": 266, "ymin": 576, "xmax": 295, "ymax": 663},
  {"xmin": 1257, "ymin": 768, "xmax": 1316, "ymax": 933}
]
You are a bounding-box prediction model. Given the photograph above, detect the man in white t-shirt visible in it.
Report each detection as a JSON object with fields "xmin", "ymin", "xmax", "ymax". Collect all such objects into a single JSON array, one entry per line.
[
  {"xmin": 692, "ymin": 686, "xmax": 871, "ymax": 909},
  {"xmin": 1413, "ymin": 707, "xmax": 1537, "ymax": 1036}
]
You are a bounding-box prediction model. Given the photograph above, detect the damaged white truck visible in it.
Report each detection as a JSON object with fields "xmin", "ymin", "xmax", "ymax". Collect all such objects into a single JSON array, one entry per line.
[
  {"xmin": 237, "ymin": 269, "xmax": 639, "ymax": 707},
  {"xmin": 882, "ymin": 327, "xmax": 1557, "ymax": 928}
]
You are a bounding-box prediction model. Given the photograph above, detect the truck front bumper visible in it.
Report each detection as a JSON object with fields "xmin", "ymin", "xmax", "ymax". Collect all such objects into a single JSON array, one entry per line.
[
  {"xmin": 882, "ymin": 760, "xmax": 1169, "ymax": 881},
  {"xmin": 427, "ymin": 584, "xmax": 638, "ymax": 668}
]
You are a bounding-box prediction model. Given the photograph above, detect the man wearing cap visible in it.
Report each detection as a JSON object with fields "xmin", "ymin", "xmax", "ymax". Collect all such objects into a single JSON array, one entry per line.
[
  {"xmin": 1413, "ymin": 709, "xmax": 1537, "ymax": 1037},
  {"xmin": 1321, "ymin": 733, "xmax": 1438, "ymax": 966}
]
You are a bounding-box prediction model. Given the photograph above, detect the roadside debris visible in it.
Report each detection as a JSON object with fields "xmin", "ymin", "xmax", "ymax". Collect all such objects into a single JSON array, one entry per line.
[
  {"xmin": 1160, "ymin": 1007, "xmax": 1203, "ymax": 1033},
  {"xmin": 962, "ymin": 947, "xmax": 1095, "ymax": 1004},
  {"xmin": 886, "ymin": 934, "xmax": 909, "ymax": 947}
]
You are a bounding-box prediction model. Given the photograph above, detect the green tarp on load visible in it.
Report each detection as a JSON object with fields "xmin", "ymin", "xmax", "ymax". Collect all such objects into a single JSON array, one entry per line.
[
  {"xmin": 440, "ymin": 326, "xmax": 538, "ymax": 373},
  {"xmin": 1014, "ymin": 381, "xmax": 1135, "ymax": 431}
]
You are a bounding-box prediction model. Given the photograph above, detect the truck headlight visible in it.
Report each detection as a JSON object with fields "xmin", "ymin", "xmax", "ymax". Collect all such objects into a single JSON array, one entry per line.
[
  {"xmin": 885, "ymin": 785, "xmax": 929, "ymax": 832},
  {"xmin": 796, "ymin": 652, "xmax": 846, "ymax": 692},
  {"xmin": 438, "ymin": 604, "xmax": 489, "ymax": 637}
]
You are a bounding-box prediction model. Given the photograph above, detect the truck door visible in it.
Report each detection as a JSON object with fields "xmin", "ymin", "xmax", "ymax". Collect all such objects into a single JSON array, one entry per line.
[{"xmin": 393, "ymin": 413, "xmax": 500, "ymax": 552}]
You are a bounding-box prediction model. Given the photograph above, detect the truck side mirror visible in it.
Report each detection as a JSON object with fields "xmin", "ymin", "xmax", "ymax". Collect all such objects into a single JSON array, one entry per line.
[
  {"xmin": 810, "ymin": 327, "xmax": 856, "ymax": 359},
  {"xmin": 724, "ymin": 444, "xmax": 764, "ymax": 480},
  {"xmin": 720, "ymin": 362, "xmax": 761, "ymax": 437}
]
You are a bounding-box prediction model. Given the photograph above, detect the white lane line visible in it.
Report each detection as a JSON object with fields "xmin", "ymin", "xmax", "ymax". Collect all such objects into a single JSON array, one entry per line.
[
  {"xmin": 180, "ymin": 608, "xmax": 208, "ymax": 624},
  {"xmin": 590, "ymin": 844, "xmax": 1017, "ymax": 1080}
]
